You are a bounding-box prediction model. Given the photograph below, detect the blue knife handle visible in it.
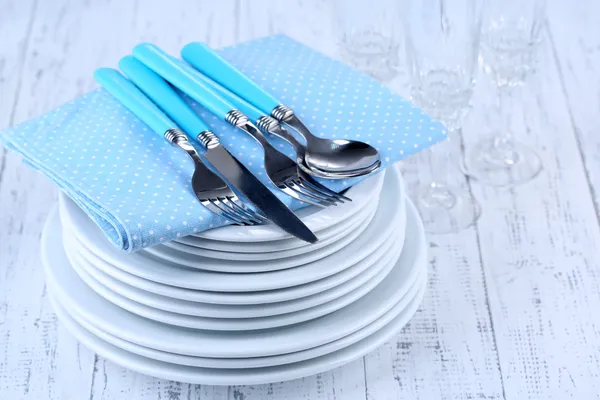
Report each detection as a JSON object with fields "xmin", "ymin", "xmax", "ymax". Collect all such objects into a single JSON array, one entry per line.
[
  {"xmin": 118, "ymin": 55, "xmax": 211, "ymax": 135},
  {"xmin": 174, "ymin": 59, "xmax": 267, "ymax": 123},
  {"xmin": 94, "ymin": 68, "xmax": 175, "ymax": 136},
  {"xmin": 133, "ymin": 43, "xmax": 234, "ymax": 121},
  {"xmin": 181, "ymin": 42, "xmax": 280, "ymax": 115}
]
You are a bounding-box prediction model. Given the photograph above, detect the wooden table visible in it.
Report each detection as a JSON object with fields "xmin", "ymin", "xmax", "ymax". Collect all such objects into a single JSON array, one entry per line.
[{"xmin": 1, "ymin": 0, "xmax": 598, "ymax": 398}]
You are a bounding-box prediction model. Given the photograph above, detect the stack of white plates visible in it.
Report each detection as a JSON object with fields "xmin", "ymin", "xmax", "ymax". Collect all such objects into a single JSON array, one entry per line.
[{"xmin": 41, "ymin": 166, "xmax": 428, "ymax": 385}]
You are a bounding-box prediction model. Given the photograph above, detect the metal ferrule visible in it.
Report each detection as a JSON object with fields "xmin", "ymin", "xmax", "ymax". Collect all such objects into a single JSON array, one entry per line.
[
  {"xmin": 197, "ymin": 130, "xmax": 220, "ymax": 149},
  {"xmin": 256, "ymin": 115, "xmax": 281, "ymax": 133},
  {"xmin": 225, "ymin": 109, "xmax": 250, "ymax": 128},
  {"xmin": 271, "ymin": 104, "xmax": 294, "ymax": 122},
  {"xmin": 164, "ymin": 128, "xmax": 189, "ymax": 145}
]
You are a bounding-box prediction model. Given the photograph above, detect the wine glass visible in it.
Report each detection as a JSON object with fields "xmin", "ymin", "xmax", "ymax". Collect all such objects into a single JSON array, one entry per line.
[
  {"xmin": 332, "ymin": 0, "xmax": 403, "ymax": 82},
  {"xmin": 403, "ymin": 0, "xmax": 484, "ymax": 234},
  {"xmin": 463, "ymin": 0, "xmax": 546, "ymax": 186}
]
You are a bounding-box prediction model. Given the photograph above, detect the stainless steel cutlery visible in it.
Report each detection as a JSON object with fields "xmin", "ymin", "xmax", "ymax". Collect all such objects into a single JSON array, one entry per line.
[
  {"xmin": 94, "ymin": 68, "xmax": 265, "ymax": 227},
  {"xmin": 167, "ymin": 56, "xmax": 351, "ymax": 206},
  {"xmin": 93, "ymin": 39, "xmax": 384, "ymax": 243},
  {"xmin": 132, "ymin": 44, "xmax": 349, "ymax": 208},
  {"xmin": 111, "ymin": 56, "xmax": 317, "ymax": 243},
  {"xmin": 180, "ymin": 42, "xmax": 382, "ymax": 178}
]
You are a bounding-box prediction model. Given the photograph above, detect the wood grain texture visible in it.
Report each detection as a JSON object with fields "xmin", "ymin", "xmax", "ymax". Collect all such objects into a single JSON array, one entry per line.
[
  {"xmin": 0, "ymin": 0, "xmax": 599, "ymax": 398},
  {"xmin": 461, "ymin": 17, "xmax": 600, "ymax": 398}
]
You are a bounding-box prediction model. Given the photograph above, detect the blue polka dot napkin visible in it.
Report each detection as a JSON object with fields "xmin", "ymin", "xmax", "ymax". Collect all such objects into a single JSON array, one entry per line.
[{"xmin": 0, "ymin": 34, "xmax": 447, "ymax": 252}]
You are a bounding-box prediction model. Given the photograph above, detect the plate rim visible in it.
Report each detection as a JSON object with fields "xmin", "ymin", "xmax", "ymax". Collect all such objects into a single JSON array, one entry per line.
[
  {"xmin": 59, "ymin": 168, "xmax": 406, "ymax": 292},
  {"xmin": 41, "ymin": 195, "xmax": 425, "ymax": 358}
]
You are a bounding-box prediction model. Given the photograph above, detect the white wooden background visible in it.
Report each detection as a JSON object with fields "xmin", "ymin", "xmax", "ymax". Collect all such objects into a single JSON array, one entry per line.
[{"xmin": 1, "ymin": 0, "xmax": 599, "ymax": 398}]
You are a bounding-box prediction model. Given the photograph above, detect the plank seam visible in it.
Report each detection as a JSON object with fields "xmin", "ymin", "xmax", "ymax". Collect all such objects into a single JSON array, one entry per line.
[
  {"xmin": 0, "ymin": 0, "xmax": 38, "ymax": 194},
  {"xmin": 459, "ymin": 127, "xmax": 508, "ymax": 400},
  {"xmin": 545, "ymin": 25, "xmax": 600, "ymax": 225}
]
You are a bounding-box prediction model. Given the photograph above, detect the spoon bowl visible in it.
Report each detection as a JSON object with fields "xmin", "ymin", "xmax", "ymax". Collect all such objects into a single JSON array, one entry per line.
[{"xmin": 304, "ymin": 136, "xmax": 381, "ymax": 174}]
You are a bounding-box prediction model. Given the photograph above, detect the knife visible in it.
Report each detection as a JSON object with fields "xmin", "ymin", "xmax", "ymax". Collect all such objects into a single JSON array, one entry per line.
[{"xmin": 131, "ymin": 44, "xmax": 318, "ymax": 244}]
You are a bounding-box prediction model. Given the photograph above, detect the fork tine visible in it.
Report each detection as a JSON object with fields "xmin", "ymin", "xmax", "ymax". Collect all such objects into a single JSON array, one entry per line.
[
  {"xmin": 201, "ymin": 199, "xmax": 246, "ymax": 225},
  {"xmin": 299, "ymin": 175, "xmax": 352, "ymax": 202},
  {"xmin": 294, "ymin": 177, "xmax": 345, "ymax": 204},
  {"xmin": 217, "ymin": 197, "xmax": 259, "ymax": 225},
  {"xmin": 287, "ymin": 181, "xmax": 338, "ymax": 207},
  {"xmin": 279, "ymin": 183, "xmax": 328, "ymax": 208},
  {"xmin": 289, "ymin": 180, "xmax": 340, "ymax": 206},
  {"xmin": 210, "ymin": 198, "xmax": 252, "ymax": 225},
  {"xmin": 225, "ymin": 197, "xmax": 264, "ymax": 225}
]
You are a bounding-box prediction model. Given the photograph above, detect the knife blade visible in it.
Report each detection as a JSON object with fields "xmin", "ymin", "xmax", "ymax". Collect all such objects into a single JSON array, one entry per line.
[{"xmin": 202, "ymin": 142, "xmax": 318, "ymax": 244}]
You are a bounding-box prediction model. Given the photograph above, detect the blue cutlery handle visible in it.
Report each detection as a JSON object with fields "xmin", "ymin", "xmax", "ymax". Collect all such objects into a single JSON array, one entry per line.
[
  {"xmin": 181, "ymin": 42, "xmax": 280, "ymax": 114},
  {"xmin": 174, "ymin": 59, "xmax": 267, "ymax": 122},
  {"xmin": 133, "ymin": 43, "xmax": 233, "ymax": 121},
  {"xmin": 118, "ymin": 55, "xmax": 211, "ymax": 135},
  {"xmin": 94, "ymin": 68, "xmax": 174, "ymax": 135}
]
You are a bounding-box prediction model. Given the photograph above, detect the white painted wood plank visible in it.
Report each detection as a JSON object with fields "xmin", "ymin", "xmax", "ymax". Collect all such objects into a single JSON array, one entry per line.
[
  {"xmin": 0, "ymin": 0, "xmax": 140, "ymax": 398},
  {"xmin": 461, "ymin": 25, "xmax": 600, "ymax": 398},
  {"xmin": 546, "ymin": 0, "xmax": 600, "ymax": 218},
  {"xmin": 0, "ymin": 2, "xmax": 89, "ymax": 399}
]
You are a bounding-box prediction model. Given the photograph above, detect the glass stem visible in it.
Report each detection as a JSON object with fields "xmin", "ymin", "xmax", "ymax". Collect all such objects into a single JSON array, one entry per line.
[
  {"xmin": 495, "ymin": 85, "xmax": 514, "ymax": 147},
  {"xmin": 489, "ymin": 85, "xmax": 519, "ymax": 164},
  {"xmin": 421, "ymin": 127, "xmax": 459, "ymax": 209}
]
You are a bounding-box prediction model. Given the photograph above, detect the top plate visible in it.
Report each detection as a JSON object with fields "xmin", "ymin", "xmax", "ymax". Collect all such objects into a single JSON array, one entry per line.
[{"xmin": 190, "ymin": 171, "xmax": 384, "ymax": 242}]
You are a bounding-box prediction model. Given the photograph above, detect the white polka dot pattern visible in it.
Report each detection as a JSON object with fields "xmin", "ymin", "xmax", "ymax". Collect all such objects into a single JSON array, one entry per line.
[{"xmin": 0, "ymin": 34, "xmax": 447, "ymax": 251}]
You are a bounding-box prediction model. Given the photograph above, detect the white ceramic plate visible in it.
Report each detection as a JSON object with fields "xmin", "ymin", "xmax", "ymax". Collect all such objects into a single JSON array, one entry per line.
[
  {"xmin": 65, "ymin": 220, "xmax": 401, "ymax": 305},
  {"xmin": 67, "ymin": 225, "xmax": 402, "ymax": 318},
  {"xmin": 161, "ymin": 199, "xmax": 378, "ymax": 262},
  {"xmin": 173, "ymin": 193, "xmax": 380, "ymax": 253},
  {"xmin": 60, "ymin": 168, "xmax": 406, "ymax": 292},
  {"xmin": 50, "ymin": 270, "xmax": 425, "ymax": 371},
  {"xmin": 66, "ymin": 237, "xmax": 401, "ymax": 331},
  {"xmin": 192, "ymin": 172, "xmax": 385, "ymax": 242},
  {"xmin": 58, "ymin": 171, "xmax": 385, "ymax": 248},
  {"xmin": 43, "ymin": 196, "xmax": 425, "ymax": 358},
  {"xmin": 142, "ymin": 206, "xmax": 375, "ymax": 272},
  {"xmin": 48, "ymin": 279, "xmax": 425, "ymax": 385}
]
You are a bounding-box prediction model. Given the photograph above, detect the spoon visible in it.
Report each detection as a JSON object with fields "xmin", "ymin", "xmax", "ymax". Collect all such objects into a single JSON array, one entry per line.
[
  {"xmin": 256, "ymin": 115, "xmax": 381, "ymax": 179},
  {"xmin": 180, "ymin": 42, "xmax": 382, "ymax": 176},
  {"xmin": 173, "ymin": 55, "xmax": 380, "ymax": 179}
]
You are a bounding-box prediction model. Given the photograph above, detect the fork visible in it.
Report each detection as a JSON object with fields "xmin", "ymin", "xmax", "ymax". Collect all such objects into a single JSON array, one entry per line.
[
  {"xmin": 188, "ymin": 71, "xmax": 352, "ymax": 206},
  {"xmin": 175, "ymin": 63, "xmax": 352, "ymax": 203},
  {"xmin": 132, "ymin": 44, "xmax": 349, "ymax": 207},
  {"xmin": 94, "ymin": 67, "xmax": 265, "ymax": 225}
]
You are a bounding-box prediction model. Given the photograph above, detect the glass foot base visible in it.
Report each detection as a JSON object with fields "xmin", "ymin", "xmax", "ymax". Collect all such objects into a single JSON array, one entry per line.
[
  {"xmin": 415, "ymin": 183, "xmax": 481, "ymax": 234},
  {"xmin": 463, "ymin": 139, "xmax": 543, "ymax": 187}
]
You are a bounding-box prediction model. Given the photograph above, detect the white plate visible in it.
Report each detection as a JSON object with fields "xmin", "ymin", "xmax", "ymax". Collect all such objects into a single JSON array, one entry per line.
[
  {"xmin": 67, "ymin": 224, "xmax": 402, "ymax": 318},
  {"xmin": 66, "ymin": 236, "xmax": 401, "ymax": 331},
  {"xmin": 50, "ymin": 270, "xmax": 425, "ymax": 371},
  {"xmin": 65, "ymin": 222, "xmax": 401, "ymax": 305},
  {"xmin": 43, "ymin": 196, "xmax": 425, "ymax": 358},
  {"xmin": 58, "ymin": 171, "xmax": 385, "ymax": 248},
  {"xmin": 143, "ymin": 206, "xmax": 375, "ymax": 272},
  {"xmin": 192, "ymin": 172, "xmax": 385, "ymax": 242},
  {"xmin": 173, "ymin": 192, "xmax": 380, "ymax": 253},
  {"xmin": 60, "ymin": 168, "xmax": 406, "ymax": 292},
  {"xmin": 161, "ymin": 199, "xmax": 378, "ymax": 261},
  {"xmin": 48, "ymin": 279, "xmax": 426, "ymax": 385}
]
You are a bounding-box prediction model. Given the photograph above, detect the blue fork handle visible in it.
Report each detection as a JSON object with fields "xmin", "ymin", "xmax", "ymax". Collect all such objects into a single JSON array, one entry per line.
[
  {"xmin": 181, "ymin": 42, "xmax": 280, "ymax": 115},
  {"xmin": 174, "ymin": 59, "xmax": 267, "ymax": 123},
  {"xmin": 118, "ymin": 55, "xmax": 211, "ymax": 135},
  {"xmin": 94, "ymin": 68, "xmax": 175, "ymax": 136},
  {"xmin": 133, "ymin": 43, "xmax": 234, "ymax": 121}
]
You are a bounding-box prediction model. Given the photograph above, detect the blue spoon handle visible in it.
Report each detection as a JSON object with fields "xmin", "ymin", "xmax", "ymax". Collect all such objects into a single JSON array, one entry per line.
[
  {"xmin": 94, "ymin": 68, "xmax": 175, "ymax": 136},
  {"xmin": 181, "ymin": 42, "xmax": 280, "ymax": 115},
  {"xmin": 132, "ymin": 43, "xmax": 234, "ymax": 121},
  {"xmin": 118, "ymin": 55, "xmax": 211, "ymax": 136}
]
